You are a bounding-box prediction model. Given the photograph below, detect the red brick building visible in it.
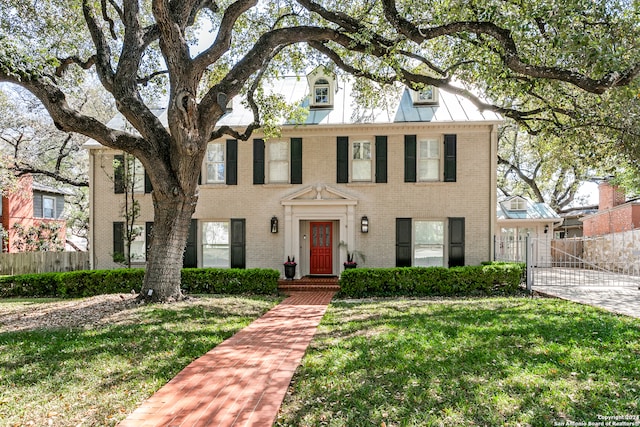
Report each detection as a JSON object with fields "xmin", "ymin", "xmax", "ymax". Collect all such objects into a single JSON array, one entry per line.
[
  {"xmin": 1, "ymin": 175, "xmax": 68, "ymax": 252},
  {"xmin": 581, "ymin": 181, "xmax": 640, "ymax": 236}
]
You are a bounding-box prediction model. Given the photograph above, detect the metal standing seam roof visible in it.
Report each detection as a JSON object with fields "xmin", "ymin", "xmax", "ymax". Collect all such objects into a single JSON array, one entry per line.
[
  {"xmin": 218, "ymin": 76, "xmax": 502, "ymax": 127},
  {"xmin": 84, "ymin": 77, "xmax": 502, "ymax": 148},
  {"xmin": 497, "ymin": 198, "xmax": 561, "ymax": 220}
]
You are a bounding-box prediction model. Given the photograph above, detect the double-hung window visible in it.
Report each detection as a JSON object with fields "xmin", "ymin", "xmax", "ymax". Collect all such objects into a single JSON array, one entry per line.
[
  {"xmin": 42, "ymin": 196, "xmax": 56, "ymax": 219},
  {"xmin": 414, "ymin": 220, "xmax": 444, "ymax": 267},
  {"xmin": 131, "ymin": 158, "xmax": 145, "ymax": 193},
  {"xmin": 268, "ymin": 141, "xmax": 289, "ymax": 183},
  {"xmin": 202, "ymin": 221, "xmax": 229, "ymax": 268},
  {"xmin": 129, "ymin": 224, "xmax": 146, "ymax": 262},
  {"xmin": 418, "ymin": 139, "xmax": 440, "ymax": 181},
  {"xmin": 206, "ymin": 142, "xmax": 225, "ymax": 183},
  {"xmin": 352, "ymin": 141, "xmax": 372, "ymax": 181}
]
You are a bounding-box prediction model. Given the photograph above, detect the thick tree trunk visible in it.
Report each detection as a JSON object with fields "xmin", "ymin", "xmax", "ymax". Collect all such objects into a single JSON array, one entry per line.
[{"xmin": 138, "ymin": 193, "xmax": 196, "ymax": 302}]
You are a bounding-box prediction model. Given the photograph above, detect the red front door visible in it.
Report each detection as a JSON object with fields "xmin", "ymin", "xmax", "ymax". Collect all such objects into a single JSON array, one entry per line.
[{"xmin": 310, "ymin": 222, "xmax": 333, "ymax": 275}]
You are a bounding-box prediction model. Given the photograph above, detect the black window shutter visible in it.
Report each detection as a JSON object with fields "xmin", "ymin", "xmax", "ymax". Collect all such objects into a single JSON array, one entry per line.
[
  {"xmin": 144, "ymin": 170, "xmax": 153, "ymax": 193},
  {"xmin": 114, "ymin": 154, "xmax": 125, "ymax": 194},
  {"xmin": 404, "ymin": 135, "xmax": 417, "ymax": 183},
  {"xmin": 448, "ymin": 217, "xmax": 465, "ymax": 267},
  {"xmin": 253, "ymin": 139, "xmax": 265, "ymax": 184},
  {"xmin": 337, "ymin": 136, "xmax": 349, "ymax": 183},
  {"xmin": 375, "ymin": 136, "xmax": 387, "ymax": 183},
  {"xmin": 396, "ymin": 218, "xmax": 412, "ymax": 267},
  {"xmin": 183, "ymin": 219, "xmax": 198, "ymax": 268},
  {"xmin": 290, "ymin": 138, "xmax": 303, "ymax": 184},
  {"xmin": 145, "ymin": 222, "xmax": 154, "ymax": 260},
  {"xmin": 113, "ymin": 222, "xmax": 124, "ymax": 258},
  {"xmin": 227, "ymin": 139, "xmax": 238, "ymax": 185},
  {"xmin": 444, "ymin": 134, "xmax": 457, "ymax": 182},
  {"xmin": 230, "ymin": 218, "xmax": 246, "ymax": 269}
]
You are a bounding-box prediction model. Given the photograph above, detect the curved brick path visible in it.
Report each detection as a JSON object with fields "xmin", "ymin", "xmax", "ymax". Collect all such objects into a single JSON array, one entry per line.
[{"xmin": 117, "ymin": 291, "xmax": 335, "ymax": 427}]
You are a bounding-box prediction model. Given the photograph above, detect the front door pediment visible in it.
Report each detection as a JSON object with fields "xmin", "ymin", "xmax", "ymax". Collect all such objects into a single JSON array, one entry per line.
[{"xmin": 281, "ymin": 184, "xmax": 358, "ymax": 206}]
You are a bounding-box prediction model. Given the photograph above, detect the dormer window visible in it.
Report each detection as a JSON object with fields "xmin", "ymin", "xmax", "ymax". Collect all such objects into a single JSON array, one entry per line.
[
  {"xmin": 314, "ymin": 79, "xmax": 330, "ymax": 105},
  {"xmin": 307, "ymin": 67, "xmax": 335, "ymax": 108},
  {"xmin": 510, "ymin": 197, "xmax": 527, "ymax": 211},
  {"xmin": 412, "ymin": 85, "xmax": 438, "ymax": 105}
]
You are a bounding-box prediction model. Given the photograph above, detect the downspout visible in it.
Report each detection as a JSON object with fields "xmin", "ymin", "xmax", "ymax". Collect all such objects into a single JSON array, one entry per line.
[
  {"xmin": 490, "ymin": 124, "xmax": 498, "ymax": 261},
  {"xmin": 89, "ymin": 150, "xmax": 96, "ymax": 269}
]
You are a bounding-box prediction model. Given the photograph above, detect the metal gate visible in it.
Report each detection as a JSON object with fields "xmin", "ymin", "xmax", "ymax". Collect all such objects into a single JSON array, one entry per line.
[
  {"xmin": 527, "ymin": 237, "xmax": 640, "ymax": 290},
  {"xmin": 495, "ymin": 235, "xmax": 640, "ymax": 290}
]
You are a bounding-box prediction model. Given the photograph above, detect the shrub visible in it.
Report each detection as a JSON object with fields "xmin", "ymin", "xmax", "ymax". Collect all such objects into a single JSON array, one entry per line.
[
  {"xmin": 0, "ymin": 268, "xmax": 279, "ymax": 298},
  {"xmin": 338, "ymin": 263, "xmax": 525, "ymax": 298}
]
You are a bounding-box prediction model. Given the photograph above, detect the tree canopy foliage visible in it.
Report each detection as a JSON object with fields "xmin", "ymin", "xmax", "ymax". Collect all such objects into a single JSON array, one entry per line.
[{"xmin": 1, "ymin": 0, "xmax": 639, "ymax": 301}]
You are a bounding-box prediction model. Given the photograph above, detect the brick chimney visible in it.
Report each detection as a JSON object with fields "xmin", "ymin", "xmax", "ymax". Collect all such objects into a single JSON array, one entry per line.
[{"xmin": 598, "ymin": 181, "xmax": 626, "ymax": 211}]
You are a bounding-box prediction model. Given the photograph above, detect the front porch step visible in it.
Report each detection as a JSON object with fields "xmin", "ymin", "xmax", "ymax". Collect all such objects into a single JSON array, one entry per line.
[{"xmin": 278, "ymin": 276, "xmax": 340, "ymax": 294}]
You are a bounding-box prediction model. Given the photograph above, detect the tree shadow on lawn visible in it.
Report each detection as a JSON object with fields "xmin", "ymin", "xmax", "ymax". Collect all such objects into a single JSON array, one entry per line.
[
  {"xmin": 0, "ymin": 296, "xmax": 277, "ymax": 426},
  {"xmin": 277, "ymin": 297, "xmax": 640, "ymax": 427}
]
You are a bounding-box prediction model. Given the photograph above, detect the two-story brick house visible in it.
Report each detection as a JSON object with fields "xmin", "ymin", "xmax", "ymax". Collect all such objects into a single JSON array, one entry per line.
[
  {"xmin": 1, "ymin": 175, "xmax": 68, "ymax": 252},
  {"xmin": 85, "ymin": 70, "xmax": 501, "ymax": 277}
]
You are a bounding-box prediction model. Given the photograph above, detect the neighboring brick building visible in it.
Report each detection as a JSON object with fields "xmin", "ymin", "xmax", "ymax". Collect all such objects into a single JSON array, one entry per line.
[
  {"xmin": 85, "ymin": 70, "xmax": 502, "ymax": 277},
  {"xmin": 581, "ymin": 180, "xmax": 640, "ymax": 236},
  {"xmin": 1, "ymin": 175, "xmax": 68, "ymax": 252}
]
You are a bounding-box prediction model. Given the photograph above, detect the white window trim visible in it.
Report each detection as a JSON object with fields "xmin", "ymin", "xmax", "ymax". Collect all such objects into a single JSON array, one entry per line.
[
  {"xmin": 131, "ymin": 158, "xmax": 145, "ymax": 193},
  {"xmin": 417, "ymin": 138, "xmax": 441, "ymax": 182},
  {"xmin": 413, "ymin": 219, "xmax": 445, "ymax": 267},
  {"xmin": 42, "ymin": 195, "xmax": 56, "ymax": 219},
  {"xmin": 510, "ymin": 198, "xmax": 527, "ymax": 211},
  {"xmin": 201, "ymin": 220, "xmax": 230, "ymax": 268},
  {"xmin": 351, "ymin": 140, "xmax": 373, "ymax": 182},
  {"xmin": 412, "ymin": 86, "xmax": 439, "ymax": 105},
  {"xmin": 311, "ymin": 78, "xmax": 334, "ymax": 107},
  {"xmin": 129, "ymin": 224, "xmax": 146, "ymax": 263},
  {"xmin": 204, "ymin": 142, "xmax": 226, "ymax": 184},
  {"xmin": 267, "ymin": 140, "xmax": 290, "ymax": 184}
]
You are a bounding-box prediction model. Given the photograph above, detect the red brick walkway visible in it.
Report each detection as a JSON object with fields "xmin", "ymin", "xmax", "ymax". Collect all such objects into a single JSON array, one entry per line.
[{"xmin": 118, "ymin": 291, "xmax": 335, "ymax": 427}]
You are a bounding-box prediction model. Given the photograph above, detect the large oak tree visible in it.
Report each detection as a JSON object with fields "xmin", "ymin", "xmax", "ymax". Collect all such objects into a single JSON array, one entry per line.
[{"xmin": 1, "ymin": 0, "xmax": 639, "ymax": 301}]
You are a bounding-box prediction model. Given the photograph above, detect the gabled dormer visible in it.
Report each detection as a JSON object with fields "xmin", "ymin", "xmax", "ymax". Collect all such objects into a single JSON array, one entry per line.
[
  {"xmin": 411, "ymin": 85, "xmax": 439, "ymax": 106},
  {"xmin": 508, "ymin": 196, "xmax": 527, "ymax": 211},
  {"xmin": 307, "ymin": 67, "xmax": 336, "ymax": 108}
]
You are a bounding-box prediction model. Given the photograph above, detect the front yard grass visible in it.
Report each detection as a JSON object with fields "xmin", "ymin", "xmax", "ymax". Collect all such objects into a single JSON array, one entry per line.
[
  {"xmin": 276, "ymin": 297, "xmax": 640, "ymax": 427},
  {"xmin": 0, "ymin": 295, "xmax": 280, "ymax": 427}
]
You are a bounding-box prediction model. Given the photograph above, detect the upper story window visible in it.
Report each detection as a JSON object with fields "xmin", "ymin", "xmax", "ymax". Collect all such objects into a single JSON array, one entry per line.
[
  {"xmin": 307, "ymin": 67, "xmax": 335, "ymax": 108},
  {"xmin": 418, "ymin": 139, "xmax": 440, "ymax": 181},
  {"xmin": 352, "ymin": 141, "xmax": 372, "ymax": 181},
  {"xmin": 412, "ymin": 85, "xmax": 439, "ymax": 105},
  {"xmin": 510, "ymin": 197, "xmax": 527, "ymax": 211},
  {"xmin": 131, "ymin": 158, "xmax": 145, "ymax": 193},
  {"xmin": 268, "ymin": 140, "xmax": 289, "ymax": 183},
  {"xmin": 314, "ymin": 79, "xmax": 330, "ymax": 105},
  {"xmin": 42, "ymin": 196, "xmax": 56, "ymax": 219},
  {"xmin": 205, "ymin": 142, "xmax": 225, "ymax": 184},
  {"xmin": 114, "ymin": 154, "xmax": 149, "ymax": 194}
]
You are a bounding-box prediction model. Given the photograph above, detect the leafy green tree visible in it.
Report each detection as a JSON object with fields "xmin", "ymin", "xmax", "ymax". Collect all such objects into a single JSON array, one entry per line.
[{"xmin": 1, "ymin": 0, "xmax": 639, "ymax": 302}]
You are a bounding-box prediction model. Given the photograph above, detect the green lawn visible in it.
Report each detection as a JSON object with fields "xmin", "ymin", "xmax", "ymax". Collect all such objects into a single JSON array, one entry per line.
[
  {"xmin": 0, "ymin": 295, "xmax": 280, "ymax": 427},
  {"xmin": 276, "ymin": 297, "xmax": 640, "ymax": 427}
]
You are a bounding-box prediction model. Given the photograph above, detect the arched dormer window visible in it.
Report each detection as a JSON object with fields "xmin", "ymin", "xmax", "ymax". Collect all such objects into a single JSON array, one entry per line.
[
  {"xmin": 307, "ymin": 67, "xmax": 335, "ymax": 108},
  {"xmin": 314, "ymin": 78, "xmax": 330, "ymax": 105}
]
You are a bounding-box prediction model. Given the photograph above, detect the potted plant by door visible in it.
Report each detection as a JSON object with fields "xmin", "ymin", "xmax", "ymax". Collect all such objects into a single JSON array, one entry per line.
[
  {"xmin": 284, "ymin": 256, "xmax": 297, "ymax": 279},
  {"xmin": 343, "ymin": 252, "xmax": 358, "ymax": 269}
]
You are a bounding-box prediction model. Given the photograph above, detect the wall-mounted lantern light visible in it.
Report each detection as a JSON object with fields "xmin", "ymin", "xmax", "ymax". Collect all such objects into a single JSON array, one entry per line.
[
  {"xmin": 544, "ymin": 224, "xmax": 549, "ymax": 234},
  {"xmin": 361, "ymin": 216, "xmax": 369, "ymax": 233},
  {"xmin": 271, "ymin": 216, "xmax": 278, "ymax": 233}
]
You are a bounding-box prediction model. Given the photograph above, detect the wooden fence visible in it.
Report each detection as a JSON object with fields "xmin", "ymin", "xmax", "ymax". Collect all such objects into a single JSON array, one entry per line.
[{"xmin": 0, "ymin": 251, "xmax": 90, "ymax": 275}]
